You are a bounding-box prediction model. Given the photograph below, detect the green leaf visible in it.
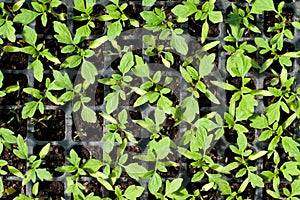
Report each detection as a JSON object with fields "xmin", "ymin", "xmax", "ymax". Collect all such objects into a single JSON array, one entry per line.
[
  {"xmin": 81, "ymin": 106, "xmax": 97, "ymax": 123},
  {"xmin": 148, "ymin": 173, "xmax": 162, "ymax": 194},
  {"xmin": 119, "ymin": 52, "xmax": 134, "ymax": 75},
  {"xmin": 265, "ymin": 101, "xmax": 280, "ymax": 124},
  {"xmin": 248, "ymin": 151, "xmax": 267, "ymax": 160},
  {"xmin": 54, "ymin": 21, "xmax": 73, "ymax": 44},
  {"xmin": 156, "ymin": 137, "xmax": 171, "ymax": 159},
  {"xmin": 251, "ymin": 0, "xmax": 275, "ymax": 14},
  {"xmin": 74, "ymin": 24, "xmax": 91, "ymax": 44},
  {"xmin": 211, "ymin": 81, "xmax": 238, "ymax": 91},
  {"xmin": 23, "ymin": 26, "xmax": 37, "ymax": 46},
  {"xmin": 62, "ymin": 55, "xmax": 82, "ymax": 68},
  {"xmin": 89, "ymin": 36, "xmax": 108, "ymax": 49},
  {"xmin": 0, "ymin": 128, "xmax": 17, "ymax": 144},
  {"xmin": 124, "ymin": 163, "xmax": 148, "ymax": 180},
  {"xmin": 292, "ymin": 22, "xmax": 300, "ymax": 30},
  {"xmin": 22, "ymin": 101, "xmax": 39, "ymax": 119},
  {"xmin": 182, "ymin": 96, "xmax": 199, "ymax": 123},
  {"xmin": 248, "ymin": 172, "xmax": 264, "ymax": 188},
  {"xmin": 237, "ymin": 133, "xmax": 247, "ymax": 152},
  {"xmin": 8, "ymin": 166, "xmax": 24, "ymax": 178},
  {"xmin": 171, "ymin": 4, "xmax": 196, "ymax": 18},
  {"xmin": 282, "ymin": 136, "xmax": 300, "ymax": 157},
  {"xmin": 251, "ymin": 115, "xmax": 268, "ymax": 129},
  {"xmin": 36, "ymin": 168, "xmax": 52, "ymax": 181},
  {"xmin": 142, "ymin": 0, "xmax": 156, "ymax": 7},
  {"xmin": 107, "ymin": 20, "xmax": 122, "ymax": 40},
  {"xmin": 29, "ymin": 59, "xmax": 43, "ymax": 82},
  {"xmin": 166, "ymin": 178, "xmax": 183, "ymax": 195},
  {"xmin": 83, "ymin": 159, "xmax": 102, "ymax": 173},
  {"xmin": 124, "ymin": 185, "xmax": 144, "ymax": 199},
  {"xmin": 209, "ymin": 11, "xmax": 223, "ymax": 24},
  {"xmin": 81, "ymin": 60, "xmax": 98, "ymax": 84},
  {"xmin": 105, "ymin": 92, "xmax": 119, "ymax": 114},
  {"xmin": 236, "ymin": 94, "xmax": 257, "ymax": 121},
  {"xmin": 13, "ymin": 9, "xmax": 39, "ymax": 25},
  {"xmin": 0, "ymin": 21, "xmax": 16, "ymax": 42},
  {"xmin": 201, "ymin": 20, "xmax": 209, "ymax": 44},
  {"xmin": 32, "ymin": 182, "xmax": 39, "ymax": 196},
  {"xmin": 170, "ymin": 33, "xmax": 188, "ymax": 55},
  {"xmin": 39, "ymin": 143, "xmax": 50, "ymax": 159},
  {"xmin": 199, "ymin": 54, "xmax": 215, "ymax": 77}
]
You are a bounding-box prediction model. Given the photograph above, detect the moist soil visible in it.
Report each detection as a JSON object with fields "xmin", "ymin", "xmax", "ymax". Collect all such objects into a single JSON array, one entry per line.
[
  {"xmin": 0, "ymin": 73, "xmax": 28, "ymax": 106},
  {"xmin": 224, "ymin": 120, "xmax": 256, "ymax": 143},
  {"xmin": 37, "ymin": 181, "xmax": 64, "ymax": 200},
  {"xmin": 33, "ymin": 145, "xmax": 65, "ymax": 177},
  {"xmin": 1, "ymin": 145, "xmax": 26, "ymax": 176},
  {"xmin": 33, "ymin": 110, "xmax": 65, "ymax": 141},
  {"xmin": 229, "ymin": 182, "xmax": 256, "ymax": 199},
  {"xmin": 264, "ymin": 8, "xmax": 294, "ymax": 38},
  {"xmin": 0, "ymin": 109, "xmax": 27, "ymax": 138},
  {"xmin": 72, "ymin": 111, "xmax": 103, "ymax": 141},
  {"xmin": 2, "ymin": 180, "xmax": 24, "ymax": 199}
]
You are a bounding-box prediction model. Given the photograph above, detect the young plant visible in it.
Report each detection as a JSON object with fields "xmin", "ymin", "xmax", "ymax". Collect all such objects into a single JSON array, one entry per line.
[
  {"xmin": 226, "ymin": 4, "xmax": 260, "ymax": 36},
  {"xmin": 140, "ymin": 6, "xmax": 188, "ymax": 55},
  {"xmin": 0, "ymin": 71, "xmax": 20, "ymax": 101},
  {"xmin": 13, "ymin": 0, "xmax": 65, "ymax": 27},
  {"xmin": 98, "ymin": 0, "xmax": 139, "ymax": 40},
  {"xmin": 0, "ymin": 1, "xmax": 24, "ymax": 43},
  {"xmin": 56, "ymin": 149, "xmax": 111, "ymax": 199},
  {"xmin": 100, "ymin": 109, "xmax": 138, "ymax": 154},
  {"xmin": 8, "ymin": 135, "xmax": 52, "ymax": 187},
  {"xmin": 21, "ymin": 70, "xmax": 74, "ymax": 119},
  {"xmin": 132, "ymin": 137, "xmax": 179, "ymax": 197},
  {"xmin": 4, "ymin": 26, "xmax": 61, "ymax": 82},
  {"xmin": 172, "ymin": 0, "xmax": 223, "ymax": 43},
  {"xmin": 73, "ymin": 0, "xmax": 100, "ymax": 38}
]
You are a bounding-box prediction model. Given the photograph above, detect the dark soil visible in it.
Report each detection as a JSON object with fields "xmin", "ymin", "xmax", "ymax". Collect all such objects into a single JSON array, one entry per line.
[
  {"xmin": 72, "ymin": 145, "xmax": 91, "ymax": 165},
  {"xmin": 224, "ymin": 120, "xmax": 256, "ymax": 143},
  {"xmin": 229, "ymin": 182, "xmax": 256, "ymax": 199},
  {"xmin": 0, "ymin": 39, "xmax": 28, "ymax": 70},
  {"xmin": 33, "ymin": 110, "xmax": 65, "ymax": 141},
  {"xmin": 33, "ymin": 145, "xmax": 65, "ymax": 177},
  {"xmin": 108, "ymin": 178, "xmax": 141, "ymax": 199},
  {"xmin": 0, "ymin": 109, "xmax": 27, "ymax": 138},
  {"xmin": 149, "ymin": 49, "xmax": 182, "ymax": 71},
  {"xmin": 80, "ymin": 180, "xmax": 103, "ymax": 197},
  {"xmin": 264, "ymin": 8, "xmax": 294, "ymax": 38},
  {"xmin": 263, "ymin": 182, "xmax": 292, "ymax": 200},
  {"xmin": 263, "ymin": 148, "xmax": 292, "ymax": 171},
  {"xmin": 39, "ymin": 39, "xmax": 67, "ymax": 70},
  {"xmin": 37, "ymin": 181, "xmax": 64, "ymax": 199},
  {"xmin": 123, "ymin": 3, "xmax": 144, "ymax": 30},
  {"xmin": 73, "ymin": 4, "xmax": 105, "ymax": 35},
  {"xmin": 35, "ymin": 4, "xmax": 67, "ymax": 35},
  {"xmin": 158, "ymin": 157, "xmax": 180, "ymax": 178},
  {"xmin": 0, "ymin": 145, "xmax": 26, "ymax": 176},
  {"xmin": 2, "ymin": 180, "xmax": 24, "ymax": 199},
  {"xmin": 72, "ymin": 111, "xmax": 103, "ymax": 141},
  {"xmin": 264, "ymin": 42, "xmax": 295, "ymax": 73},
  {"xmin": 198, "ymin": 76, "xmax": 219, "ymax": 108},
  {"xmin": 94, "ymin": 82, "xmax": 104, "ymax": 106},
  {"xmin": 0, "ymin": 73, "xmax": 28, "ymax": 105}
]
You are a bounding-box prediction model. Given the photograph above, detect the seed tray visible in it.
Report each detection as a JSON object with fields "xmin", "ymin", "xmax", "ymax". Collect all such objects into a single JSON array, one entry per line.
[{"xmin": 0, "ymin": 0, "xmax": 299, "ymax": 199}]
